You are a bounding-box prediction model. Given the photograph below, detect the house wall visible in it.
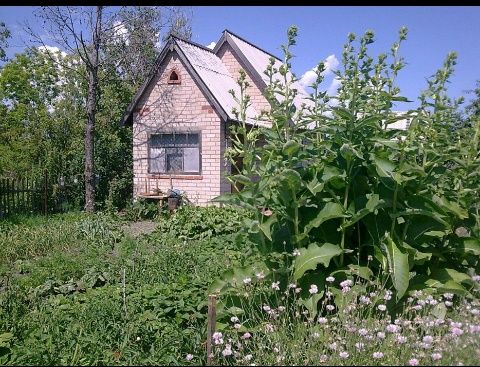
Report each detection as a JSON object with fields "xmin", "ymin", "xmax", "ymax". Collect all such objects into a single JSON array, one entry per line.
[
  {"xmin": 132, "ymin": 50, "xmax": 230, "ymax": 205},
  {"xmin": 216, "ymin": 43, "xmax": 271, "ymax": 115}
]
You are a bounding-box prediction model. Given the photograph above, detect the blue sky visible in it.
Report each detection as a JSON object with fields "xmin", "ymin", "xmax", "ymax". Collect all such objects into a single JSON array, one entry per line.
[{"xmin": 2, "ymin": 6, "xmax": 480, "ymax": 109}]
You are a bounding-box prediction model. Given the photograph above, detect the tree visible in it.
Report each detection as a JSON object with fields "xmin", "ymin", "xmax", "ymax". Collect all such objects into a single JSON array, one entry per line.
[
  {"xmin": 466, "ymin": 80, "xmax": 480, "ymax": 120},
  {"xmin": 26, "ymin": 6, "xmax": 192, "ymax": 212},
  {"xmin": 0, "ymin": 21, "xmax": 10, "ymax": 62}
]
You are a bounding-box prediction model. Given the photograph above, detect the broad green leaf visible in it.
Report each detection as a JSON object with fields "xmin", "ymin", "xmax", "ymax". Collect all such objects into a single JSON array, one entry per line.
[
  {"xmin": 306, "ymin": 177, "xmax": 324, "ymax": 195},
  {"xmin": 293, "ymin": 243, "xmax": 343, "ymax": 280},
  {"xmin": 372, "ymin": 153, "xmax": 396, "ymax": 178},
  {"xmin": 298, "ymin": 292, "xmax": 324, "ymax": 318},
  {"xmin": 347, "ymin": 264, "xmax": 373, "ymax": 281},
  {"xmin": 231, "ymin": 174, "xmax": 251, "ymax": 185},
  {"xmin": 341, "ymin": 194, "xmax": 383, "ymax": 229},
  {"xmin": 332, "ymin": 106, "xmax": 354, "ymax": 121},
  {"xmin": 382, "ymin": 234, "xmax": 409, "ymax": 300},
  {"xmin": 282, "ymin": 140, "xmax": 300, "ymax": 156},
  {"xmin": 432, "ymin": 195, "xmax": 468, "ymax": 219},
  {"xmin": 304, "ymin": 202, "xmax": 346, "ymax": 234},
  {"xmin": 430, "ymin": 268, "xmax": 472, "ymax": 285},
  {"xmin": 454, "ymin": 237, "xmax": 480, "ymax": 256},
  {"xmin": 258, "ymin": 214, "xmax": 277, "ymax": 241}
]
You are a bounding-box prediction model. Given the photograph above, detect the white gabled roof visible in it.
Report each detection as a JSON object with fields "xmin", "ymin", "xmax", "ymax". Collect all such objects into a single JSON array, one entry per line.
[
  {"xmin": 175, "ymin": 38, "xmax": 268, "ymax": 127},
  {"xmin": 226, "ymin": 32, "xmax": 314, "ymax": 112}
]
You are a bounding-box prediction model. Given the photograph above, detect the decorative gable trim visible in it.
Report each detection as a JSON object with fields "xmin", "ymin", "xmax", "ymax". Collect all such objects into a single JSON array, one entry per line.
[{"xmin": 120, "ymin": 36, "xmax": 228, "ymax": 126}]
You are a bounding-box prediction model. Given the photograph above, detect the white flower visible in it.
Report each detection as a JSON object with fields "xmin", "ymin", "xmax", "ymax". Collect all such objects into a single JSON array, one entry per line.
[
  {"xmin": 136, "ymin": 336, "xmax": 141, "ymax": 341},
  {"xmin": 423, "ymin": 335, "xmax": 433, "ymax": 344},
  {"xmin": 244, "ymin": 354, "xmax": 253, "ymax": 361},
  {"xmin": 293, "ymin": 249, "xmax": 301, "ymax": 256},
  {"xmin": 262, "ymin": 304, "xmax": 271, "ymax": 312},
  {"xmin": 309, "ymin": 284, "xmax": 318, "ymax": 294},
  {"xmin": 328, "ymin": 342, "xmax": 337, "ymax": 350},
  {"xmin": 384, "ymin": 290, "xmax": 393, "ymax": 301},
  {"xmin": 234, "ymin": 323, "xmax": 241, "ymax": 329},
  {"xmin": 288, "ymin": 283, "xmax": 297, "ymax": 289},
  {"xmin": 377, "ymin": 332, "xmax": 386, "ymax": 340},
  {"xmin": 295, "ymin": 287, "xmax": 301, "ymax": 293},
  {"xmin": 377, "ymin": 304, "xmax": 387, "ymax": 311},
  {"xmin": 186, "ymin": 354, "xmax": 193, "ymax": 361},
  {"xmin": 367, "ymin": 255, "xmax": 373, "ymax": 261},
  {"xmin": 472, "ymin": 275, "xmax": 480, "ymax": 282},
  {"xmin": 255, "ymin": 271, "xmax": 265, "ymax": 279},
  {"xmin": 470, "ymin": 308, "xmax": 479, "ymax": 315},
  {"xmin": 443, "ymin": 292, "xmax": 454, "ymax": 300},
  {"xmin": 340, "ymin": 279, "xmax": 353, "ymax": 288},
  {"xmin": 312, "ymin": 332, "xmax": 320, "ymax": 338},
  {"xmin": 360, "ymin": 295, "xmax": 371, "ymax": 304},
  {"xmin": 317, "ymin": 317, "xmax": 328, "ymax": 324},
  {"xmin": 445, "ymin": 301, "xmax": 453, "ymax": 307},
  {"xmin": 319, "ymin": 354, "xmax": 328, "ymax": 363},
  {"xmin": 355, "ymin": 342, "xmax": 365, "ymax": 350},
  {"xmin": 431, "ymin": 353, "xmax": 442, "ymax": 361},
  {"xmin": 265, "ymin": 323, "xmax": 274, "ymax": 332},
  {"xmin": 373, "ymin": 352, "xmax": 384, "ymax": 359},
  {"xmin": 326, "ymin": 304, "xmax": 335, "ymax": 311},
  {"xmin": 342, "ymin": 286, "xmax": 351, "ymax": 294},
  {"xmin": 396, "ymin": 335, "xmax": 407, "ymax": 344},
  {"xmin": 339, "ymin": 351, "xmax": 349, "ymax": 359},
  {"xmin": 243, "ymin": 277, "xmax": 252, "ymax": 285},
  {"xmin": 271, "ymin": 281, "xmax": 280, "ymax": 290},
  {"xmin": 326, "ymin": 276, "xmax": 335, "ymax": 283},
  {"xmin": 230, "ymin": 316, "xmax": 240, "ymax": 323},
  {"xmin": 241, "ymin": 332, "xmax": 252, "ymax": 339}
]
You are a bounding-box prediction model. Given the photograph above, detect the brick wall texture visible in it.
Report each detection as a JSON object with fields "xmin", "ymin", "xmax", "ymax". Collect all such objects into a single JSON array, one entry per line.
[{"xmin": 133, "ymin": 45, "xmax": 270, "ymax": 205}]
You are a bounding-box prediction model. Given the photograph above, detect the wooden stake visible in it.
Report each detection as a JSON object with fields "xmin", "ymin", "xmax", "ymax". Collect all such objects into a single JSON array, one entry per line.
[{"xmin": 206, "ymin": 294, "xmax": 217, "ymax": 366}]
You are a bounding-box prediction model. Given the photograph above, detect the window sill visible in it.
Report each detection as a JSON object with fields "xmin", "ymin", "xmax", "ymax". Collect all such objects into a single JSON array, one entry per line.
[{"xmin": 148, "ymin": 174, "xmax": 203, "ymax": 180}]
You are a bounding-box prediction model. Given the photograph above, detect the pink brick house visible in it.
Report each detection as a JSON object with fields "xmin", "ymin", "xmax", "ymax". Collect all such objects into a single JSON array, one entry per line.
[{"xmin": 121, "ymin": 30, "xmax": 311, "ymax": 205}]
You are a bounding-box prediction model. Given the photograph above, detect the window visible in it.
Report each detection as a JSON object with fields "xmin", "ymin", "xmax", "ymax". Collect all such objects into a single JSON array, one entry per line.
[
  {"xmin": 148, "ymin": 132, "xmax": 200, "ymax": 174},
  {"xmin": 167, "ymin": 70, "xmax": 181, "ymax": 84}
]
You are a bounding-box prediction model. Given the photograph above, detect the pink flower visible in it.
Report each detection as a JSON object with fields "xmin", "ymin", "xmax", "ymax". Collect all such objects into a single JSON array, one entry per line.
[
  {"xmin": 317, "ymin": 317, "xmax": 328, "ymax": 324},
  {"xmin": 358, "ymin": 328, "xmax": 368, "ymax": 336},
  {"xmin": 339, "ymin": 351, "xmax": 349, "ymax": 359},
  {"xmin": 271, "ymin": 281, "xmax": 280, "ymax": 290},
  {"xmin": 222, "ymin": 344, "xmax": 232, "ymax": 357},
  {"xmin": 241, "ymin": 332, "xmax": 251, "ymax": 339},
  {"xmin": 185, "ymin": 354, "xmax": 193, "ymax": 361},
  {"xmin": 373, "ymin": 352, "xmax": 384, "ymax": 359},
  {"xmin": 451, "ymin": 327, "xmax": 464, "ymax": 336},
  {"xmin": 431, "ymin": 353, "xmax": 442, "ymax": 361},
  {"xmin": 408, "ymin": 358, "xmax": 419, "ymax": 366},
  {"xmin": 309, "ymin": 284, "xmax": 319, "ymax": 294},
  {"xmin": 319, "ymin": 355, "xmax": 328, "ymax": 363},
  {"xmin": 377, "ymin": 332, "xmax": 386, "ymax": 340},
  {"xmin": 340, "ymin": 279, "xmax": 353, "ymax": 288},
  {"xmin": 386, "ymin": 324, "xmax": 400, "ymax": 333},
  {"xmin": 326, "ymin": 304, "xmax": 335, "ymax": 311},
  {"xmin": 423, "ymin": 335, "xmax": 433, "ymax": 344}
]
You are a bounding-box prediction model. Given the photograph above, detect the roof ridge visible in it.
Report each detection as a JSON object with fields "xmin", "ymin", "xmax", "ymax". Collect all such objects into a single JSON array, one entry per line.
[
  {"xmin": 223, "ymin": 29, "xmax": 283, "ymax": 61},
  {"xmin": 170, "ymin": 33, "xmax": 217, "ymax": 54}
]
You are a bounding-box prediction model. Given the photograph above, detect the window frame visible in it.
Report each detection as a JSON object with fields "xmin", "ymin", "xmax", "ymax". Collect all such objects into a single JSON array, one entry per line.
[{"xmin": 147, "ymin": 130, "xmax": 202, "ymax": 175}]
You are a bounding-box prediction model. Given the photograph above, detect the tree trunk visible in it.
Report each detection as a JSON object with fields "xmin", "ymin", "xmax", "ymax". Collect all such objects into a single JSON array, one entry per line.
[{"xmin": 84, "ymin": 6, "xmax": 103, "ymax": 213}]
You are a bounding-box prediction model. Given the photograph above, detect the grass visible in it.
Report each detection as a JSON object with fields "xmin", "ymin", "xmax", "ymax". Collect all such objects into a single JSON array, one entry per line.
[{"xmin": 0, "ymin": 208, "xmax": 479, "ymax": 365}]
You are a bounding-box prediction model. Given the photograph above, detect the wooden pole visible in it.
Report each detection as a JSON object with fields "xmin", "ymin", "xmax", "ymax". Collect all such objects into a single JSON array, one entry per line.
[
  {"xmin": 206, "ymin": 294, "xmax": 217, "ymax": 366},
  {"xmin": 43, "ymin": 170, "xmax": 48, "ymax": 215}
]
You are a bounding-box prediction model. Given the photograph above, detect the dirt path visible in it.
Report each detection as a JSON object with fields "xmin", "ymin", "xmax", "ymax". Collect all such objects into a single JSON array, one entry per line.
[{"xmin": 122, "ymin": 220, "xmax": 157, "ymax": 238}]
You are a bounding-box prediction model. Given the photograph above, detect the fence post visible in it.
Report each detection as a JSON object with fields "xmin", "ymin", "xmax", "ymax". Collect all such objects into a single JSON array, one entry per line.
[
  {"xmin": 206, "ymin": 294, "xmax": 217, "ymax": 366},
  {"xmin": 43, "ymin": 170, "xmax": 48, "ymax": 215}
]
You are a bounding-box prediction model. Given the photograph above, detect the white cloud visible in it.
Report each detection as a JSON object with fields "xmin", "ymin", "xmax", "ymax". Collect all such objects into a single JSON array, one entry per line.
[
  {"xmin": 112, "ymin": 21, "xmax": 129, "ymax": 46},
  {"xmin": 324, "ymin": 54, "xmax": 339, "ymax": 75},
  {"xmin": 38, "ymin": 45, "xmax": 67, "ymax": 59},
  {"xmin": 206, "ymin": 41, "xmax": 216, "ymax": 50},
  {"xmin": 327, "ymin": 77, "xmax": 341, "ymax": 96},
  {"xmin": 299, "ymin": 54, "xmax": 339, "ymax": 87}
]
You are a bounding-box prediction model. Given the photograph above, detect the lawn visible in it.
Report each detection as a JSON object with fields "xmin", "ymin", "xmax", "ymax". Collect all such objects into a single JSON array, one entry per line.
[{"xmin": 0, "ymin": 208, "xmax": 479, "ymax": 366}]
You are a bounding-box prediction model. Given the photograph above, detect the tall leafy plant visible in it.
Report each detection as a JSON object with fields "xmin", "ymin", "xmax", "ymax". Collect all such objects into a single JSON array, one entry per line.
[{"xmin": 214, "ymin": 26, "xmax": 479, "ymax": 315}]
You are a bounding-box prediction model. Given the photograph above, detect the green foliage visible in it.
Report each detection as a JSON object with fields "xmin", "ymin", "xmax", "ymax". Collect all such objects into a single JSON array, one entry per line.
[
  {"xmin": 0, "ymin": 21, "xmax": 10, "ymax": 62},
  {"xmin": 215, "ymin": 26, "xmax": 480, "ymax": 316},
  {"xmin": 0, "ymin": 210, "xmax": 257, "ymax": 365},
  {"xmin": 158, "ymin": 205, "xmax": 254, "ymax": 240},
  {"xmin": 122, "ymin": 198, "xmax": 159, "ymax": 221}
]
